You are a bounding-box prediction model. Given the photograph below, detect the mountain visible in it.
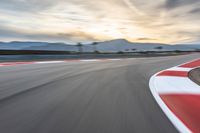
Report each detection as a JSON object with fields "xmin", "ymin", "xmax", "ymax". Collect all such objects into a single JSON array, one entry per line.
[
  {"xmin": 92, "ymin": 39, "xmax": 167, "ymax": 52},
  {"xmin": 24, "ymin": 43, "xmax": 78, "ymax": 52},
  {"xmin": 175, "ymin": 44, "xmax": 200, "ymax": 50},
  {"xmin": 87, "ymin": 39, "xmax": 198, "ymax": 52},
  {"xmin": 0, "ymin": 41, "xmax": 47, "ymax": 50},
  {"xmin": 0, "ymin": 41, "xmax": 92, "ymax": 52},
  {"xmin": 0, "ymin": 39, "xmax": 199, "ymax": 52}
]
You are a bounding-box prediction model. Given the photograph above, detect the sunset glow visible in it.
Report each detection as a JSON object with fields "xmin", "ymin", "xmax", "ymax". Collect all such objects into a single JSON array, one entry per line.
[{"xmin": 0, "ymin": 0, "xmax": 200, "ymax": 44}]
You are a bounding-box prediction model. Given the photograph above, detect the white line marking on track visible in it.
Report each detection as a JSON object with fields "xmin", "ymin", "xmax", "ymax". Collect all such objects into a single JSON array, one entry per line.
[
  {"xmin": 0, "ymin": 58, "xmax": 123, "ymax": 67},
  {"xmin": 107, "ymin": 59, "xmax": 121, "ymax": 61},
  {"xmin": 36, "ymin": 61, "xmax": 65, "ymax": 64},
  {"xmin": 80, "ymin": 59, "xmax": 99, "ymax": 62}
]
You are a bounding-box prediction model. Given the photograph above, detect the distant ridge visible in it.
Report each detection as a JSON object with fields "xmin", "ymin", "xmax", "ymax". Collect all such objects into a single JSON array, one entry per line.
[{"xmin": 0, "ymin": 39, "xmax": 199, "ymax": 52}]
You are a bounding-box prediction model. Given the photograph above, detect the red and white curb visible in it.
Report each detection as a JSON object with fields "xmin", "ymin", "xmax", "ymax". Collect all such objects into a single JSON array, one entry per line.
[
  {"xmin": 0, "ymin": 59, "xmax": 122, "ymax": 67},
  {"xmin": 149, "ymin": 58, "xmax": 200, "ymax": 133}
]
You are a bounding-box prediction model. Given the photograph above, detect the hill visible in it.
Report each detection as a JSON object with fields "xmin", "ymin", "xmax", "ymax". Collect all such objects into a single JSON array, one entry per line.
[{"xmin": 0, "ymin": 39, "xmax": 199, "ymax": 53}]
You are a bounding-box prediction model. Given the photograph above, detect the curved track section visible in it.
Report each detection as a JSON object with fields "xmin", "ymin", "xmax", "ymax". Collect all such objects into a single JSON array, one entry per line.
[
  {"xmin": 150, "ymin": 58, "xmax": 200, "ymax": 133},
  {"xmin": 0, "ymin": 54, "xmax": 199, "ymax": 133}
]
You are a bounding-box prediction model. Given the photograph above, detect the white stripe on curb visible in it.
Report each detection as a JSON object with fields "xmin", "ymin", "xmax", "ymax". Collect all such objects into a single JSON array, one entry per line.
[
  {"xmin": 154, "ymin": 76, "xmax": 200, "ymax": 94},
  {"xmin": 166, "ymin": 67, "xmax": 193, "ymax": 72}
]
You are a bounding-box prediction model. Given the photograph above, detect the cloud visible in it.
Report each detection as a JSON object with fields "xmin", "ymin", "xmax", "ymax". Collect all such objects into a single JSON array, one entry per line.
[
  {"xmin": 0, "ymin": 25, "xmax": 103, "ymax": 43},
  {"xmin": 135, "ymin": 38, "xmax": 158, "ymax": 41},
  {"xmin": 189, "ymin": 7, "xmax": 200, "ymax": 14},
  {"xmin": 0, "ymin": 0, "xmax": 200, "ymax": 44},
  {"xmin": 0, "ymin": 0, "xmax": 60, "ymax": 12},
  {"xmin": 164, "ymin": 0, "xmax": 181, "ymax": 9},
  {"xmin": 164, "ymin": 0, "xmax": 200, "ymax": 9}
]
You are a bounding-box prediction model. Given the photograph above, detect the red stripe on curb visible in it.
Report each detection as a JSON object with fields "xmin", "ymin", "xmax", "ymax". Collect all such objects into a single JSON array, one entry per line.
[
  {"xmin": 160, "ymin": 94, "xmax": 200, "ymax": 133},
  {"xmin": 157, "ymin": 70, "xmax": 188, "ymax": 77},
  {"xmin": 180, "ymin": 59, "xmax": 200, "ymax": 68},
  {"xmin": 0, "ymin": 62, "xmax": 35, "ymax": 66}
]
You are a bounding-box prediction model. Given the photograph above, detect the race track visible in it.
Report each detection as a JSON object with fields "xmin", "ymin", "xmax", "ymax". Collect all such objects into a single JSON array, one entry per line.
[{"xmin": 0, "ymin": 53, "xmax": 199, "ymax": 133}]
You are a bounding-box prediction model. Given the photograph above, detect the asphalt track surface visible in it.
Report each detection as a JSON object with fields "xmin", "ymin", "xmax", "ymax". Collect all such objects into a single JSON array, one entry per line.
[{"xmin": 0, "ymin": 53, "xmax": 199, "ymax": 133}]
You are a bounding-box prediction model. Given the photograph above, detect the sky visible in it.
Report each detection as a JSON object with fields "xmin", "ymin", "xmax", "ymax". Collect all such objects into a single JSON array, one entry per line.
[{"xmin": 0, "ymin": 0, "xmax": 200, "ymax": 44}]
